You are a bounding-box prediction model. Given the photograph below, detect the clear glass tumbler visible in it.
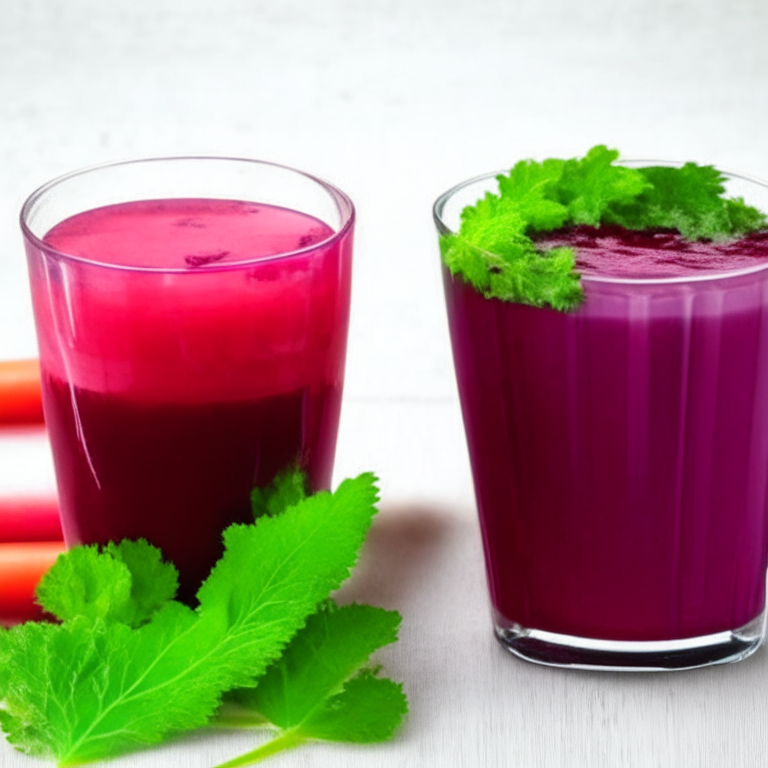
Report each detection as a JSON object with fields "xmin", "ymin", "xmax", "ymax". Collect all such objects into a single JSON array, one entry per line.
[
  {"xmin": 435, "ymin": 166, "xmax": 768, "ymax": 670},
  {"xmin": 21, "ymin": 157, "xmax": 354, "ymax": 602}
]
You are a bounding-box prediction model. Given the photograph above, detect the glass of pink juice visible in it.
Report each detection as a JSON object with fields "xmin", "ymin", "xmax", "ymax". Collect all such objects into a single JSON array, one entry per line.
[
  {"xmin": 21, "ymin": 157, "xmax": 354, "ymax": 602},
  {"xmin": 435, "ymin": 165, "xmax": 768, "ymax": 669}
]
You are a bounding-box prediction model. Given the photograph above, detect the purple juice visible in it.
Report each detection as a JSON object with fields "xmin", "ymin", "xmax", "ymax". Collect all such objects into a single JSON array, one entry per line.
[
  {"xmin": 28, "ymin": 198, "xmax": 352, "ymax": 602},
  {"xmin": 444, "ymin": 227, "xmax": 768, "ymax": 642}
]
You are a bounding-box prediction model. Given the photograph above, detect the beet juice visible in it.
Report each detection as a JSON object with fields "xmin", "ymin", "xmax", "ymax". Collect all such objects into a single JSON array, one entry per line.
[
  {"xmin": 438, "ymin": 169, "xmax": 768, "ymax": 668},
  {"xmin": 22, "ymin": 161, "xmax": 354, "ymax": 603}
]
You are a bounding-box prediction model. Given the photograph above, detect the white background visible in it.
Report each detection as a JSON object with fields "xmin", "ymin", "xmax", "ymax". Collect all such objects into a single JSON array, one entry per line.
[{"xmin": 1, "ymin": 1, "xmax": 767, "ymax": 766}]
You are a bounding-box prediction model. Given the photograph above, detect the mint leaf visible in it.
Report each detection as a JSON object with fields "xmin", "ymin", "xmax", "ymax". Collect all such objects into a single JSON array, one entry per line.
[
  {"xmin": 35, "ymin": 545, "xmax": 133, "ymax": 625},
  {"xmin": 300, "ymin": 669, "xmax": 407, "ymax": 742},
  {"xmin": 250, "ymin": 466, "xmax": 308, "ymax": 520},
  {"xmin": 233, "ymin": 602, "xmax": 401, "ymax": 728},
  {"xmin": 0, "ymin": 474, "xmax": 380, "ymax": 766},
  {"xmin": 555, "ymin": 145, "xmax": 650, "ymax": 226},
  {"xmin": 605, "ymin": 163, "xmax": 768, "ymax": 240},
  {"xmin": 726, "ymin": 196, "xmax": 768, "ymax": 235},
  {"xmin": 1, "ymin": 607, "xmax": 199, "ymax": 764},
  {"xmin": 441, "ymin": 232, "xmax": 583, "ymax": 311},
  {"xmin": 195, "ymin": 475, "xmax": 378, "ymax": 651},
  {"xmin": 441, "ymin": 146, "xmax": 768, "ymax": 311},
  {"xmin": 496, "ymin": 157, "xmax": 566, "ymax": 210},
  {"xmin": 103, "ymin": 540, "xmax": 179, "ymax": 625},
  {"xmin": 213, "ymin": 602, "xmax": 407, "ymax": 767},
  {"xmin": 35, "ymin": 539, "xmax": 178, "ymax": 627}
]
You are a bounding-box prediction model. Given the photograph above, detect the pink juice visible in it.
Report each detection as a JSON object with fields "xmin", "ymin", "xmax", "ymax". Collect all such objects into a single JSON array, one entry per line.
[
  {"xmin": 444, "ymin": 227, "xmax": 768, "ymax": 642},
  {"xmin": 28, "ymin": 199, "xmax": 352, "ymax": 602}
]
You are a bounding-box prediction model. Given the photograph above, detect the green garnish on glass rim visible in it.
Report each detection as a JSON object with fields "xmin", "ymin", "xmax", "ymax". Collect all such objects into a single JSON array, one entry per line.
[
  {"xmin": 0, "ymin": 470, "xmax": 407, "ymax": 767},
  {"xmin": 440, "ymin": 145, "xmax": 768, "ymax": 311}
]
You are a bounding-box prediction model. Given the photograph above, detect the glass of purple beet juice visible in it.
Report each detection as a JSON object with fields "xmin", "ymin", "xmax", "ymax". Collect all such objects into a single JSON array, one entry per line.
[
  {"xmin": 435, "ymin": 163, "xmax": 768, "ymax": 670},
  {"xmin": 21, "ymin": 157, "xmax": 354, "ymax": 603}
]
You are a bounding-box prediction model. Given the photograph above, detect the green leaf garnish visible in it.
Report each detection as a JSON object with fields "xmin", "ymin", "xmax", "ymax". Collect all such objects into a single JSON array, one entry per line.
[
  {"xmin": 604, "ymin": 163, "xmax": 767, "ymax": 240},
  {"xmin": 0, "ymin": 473, "xmax": 404, "ymax": 766},
  {"xmin": 214, "ymin": 601, "xmax": 407, "ymax": 766},
  {"xmin": 441, "ymin": 145, "xmax": 768, "ymax": 311}
]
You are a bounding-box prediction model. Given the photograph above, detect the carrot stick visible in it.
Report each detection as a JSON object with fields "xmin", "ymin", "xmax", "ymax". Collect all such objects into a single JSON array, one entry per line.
[
  {"xmin": 0, "ymin": 359, "xmax": 45, "ymax": 425},
  {"xmin": 0, "ymin": 495, "xmax": 63, "ymax": 542},
  {"xmin": 0, "ymin": 541, "xmax": 64, "ymax": 624}
]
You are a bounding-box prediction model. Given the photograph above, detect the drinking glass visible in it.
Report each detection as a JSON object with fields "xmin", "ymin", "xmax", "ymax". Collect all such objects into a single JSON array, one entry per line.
[
  {"xmin": 21, "ymin": 157, "xmax": 354, "ymax": 602},
  {"xmin": 435, "ymin": 166, "xmax": 768, "ymax": 669}
]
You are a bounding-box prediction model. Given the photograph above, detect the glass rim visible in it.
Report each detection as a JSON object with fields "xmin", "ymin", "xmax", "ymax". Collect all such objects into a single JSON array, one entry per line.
[
  {"xmin": 432, "ymin": 160, "xmax": 768, "ymax": 286},
  {"xmin": 20, "ymin": 155, "xmax": 356, "ymax": 274}
]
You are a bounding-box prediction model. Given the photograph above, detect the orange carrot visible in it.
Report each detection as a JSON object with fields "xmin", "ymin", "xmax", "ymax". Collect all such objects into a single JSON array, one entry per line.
[
  {"xmin": 0, "ymin": 495, "xmax": 63, "ymax": 542},
  {"xmin": 0, "ymin": 359, "xmax": 44, "ymax": 425},
  {"xmin": 0, "ymin": 541, "xmax": 64, "ymax": 624}
]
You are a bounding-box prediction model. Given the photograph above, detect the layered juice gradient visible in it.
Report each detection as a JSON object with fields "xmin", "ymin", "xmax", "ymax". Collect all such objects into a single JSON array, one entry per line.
[{"xmin": 26, "ymin": 199, "xmax": 352, "ymax": 601}]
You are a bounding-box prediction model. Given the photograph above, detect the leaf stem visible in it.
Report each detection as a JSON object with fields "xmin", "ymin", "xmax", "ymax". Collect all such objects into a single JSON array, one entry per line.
[
  {"xmin": 209, "ymin": 702, "xmax": 271, "ymax": 729},
  {"xmin": 213, "ymin": 728, "xmax": 306, "ymax": 768},
  {"xmin": 207, "ymin": 713, "xmax": 270, "ymax": 729}
]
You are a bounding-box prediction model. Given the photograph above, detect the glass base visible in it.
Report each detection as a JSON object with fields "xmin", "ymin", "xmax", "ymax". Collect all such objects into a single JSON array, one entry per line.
[{"xmin": 494, "ymin": 608, "xmax": 766, "ymax": 671}]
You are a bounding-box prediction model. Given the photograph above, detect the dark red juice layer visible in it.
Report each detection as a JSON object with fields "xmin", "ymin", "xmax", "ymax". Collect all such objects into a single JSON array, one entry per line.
[
  {"xmin": 538, "ymin": 225, "xmax": 768, "ymax": 279},
  {"xmin": 445, "ymin": 227, "xmax": 768, "ymax": 641},
  {"xmin": 43, "ymin": 374, "xmax": 340, "ymax": 604}
]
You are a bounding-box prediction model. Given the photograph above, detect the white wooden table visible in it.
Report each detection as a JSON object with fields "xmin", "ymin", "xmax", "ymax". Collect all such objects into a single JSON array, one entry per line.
[{"xmin": 2, "ymin": 1, "xmax": 768, "ymax": 766}]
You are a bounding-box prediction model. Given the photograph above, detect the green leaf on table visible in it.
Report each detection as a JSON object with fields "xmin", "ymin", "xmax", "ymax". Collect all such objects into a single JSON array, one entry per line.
[
  {"xmin": 34, "ymin": 545, "xmax": 132, "ymax": 624},
  {"xmin": 0, "ymin": 474, "xmax": 380, "ymax": 766},
  {"xmin": 302, "ymin": 669, "xmax": 407, "ymax": 743},
  {"xmin": 35, "ymin": 539, "xmax": 178, "ymax": 627},
  {"xmin": 0, "ymin": 606, "xmax": 199, "ymax": 765},
  {"xmin": 102, "ymin": 539, "xmax": 180, "ymax": 624},
  {"xmin": 213, "ymin": 601, "xmax": 407, "ymax": 767}
]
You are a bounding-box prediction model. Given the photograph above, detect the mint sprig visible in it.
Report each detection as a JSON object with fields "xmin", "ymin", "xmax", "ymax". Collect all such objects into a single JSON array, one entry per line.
[
  {"xmin": 440, "ymin": 145, "xmax": 768, "ymax": 311},
  {"xmin": 214, "ymin": 601, "xmax": 407, "ymax": 767},
  {"xmin": 0, "ymin": 473, "xmax": 407, "ymax": 766},
  {"xmin": 35, "ymin": 539, "xmax": 178, "ymax": 628},
  {"xmin": 604, "ymin": 163, "xmax": 767, "ymax": 240}
]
